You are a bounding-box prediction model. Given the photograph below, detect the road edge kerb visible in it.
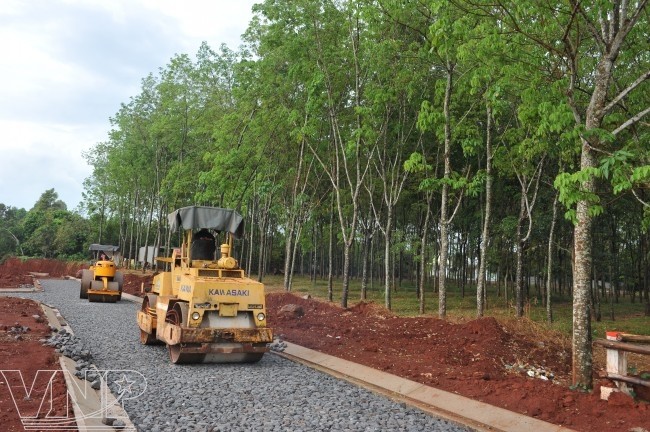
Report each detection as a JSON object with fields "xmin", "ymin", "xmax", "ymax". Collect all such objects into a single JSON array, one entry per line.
[
  {"xmin": 40, "ymin": 297, "xmax": 137, "ymax": 431},
  {"xmin": 273, "ymin": 345, "xmax": 486, "ymax": 431},
  {"xmin": 276, "ymin": 342, "xmax": 578, "ymax": 432}
]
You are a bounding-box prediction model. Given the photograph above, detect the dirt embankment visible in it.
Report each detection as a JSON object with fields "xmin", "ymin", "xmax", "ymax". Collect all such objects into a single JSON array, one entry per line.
[
  {"xmin": 0, "ymin": 257, "xmax": 84, "ymax": 288},
  {"xmin": 266, "ymin": 292, "xmax": 650, "ymax": 432}
]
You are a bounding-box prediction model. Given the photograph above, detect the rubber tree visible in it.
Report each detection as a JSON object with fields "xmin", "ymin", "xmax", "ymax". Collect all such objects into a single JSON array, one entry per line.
[
  {"xmin": 454, "ymin": 17, "xmax": 513, "ymax": 317},
  {"xmin": 419, "ymin": 1, "xmax": 478, "ymax": 318},
  {"xmin": 476, "ymin": 104, "xmax": 493, "ymax": 317},
  {"xmin": 378, "ymin": 0, "xmax": 443, "ymax": 315},
  {"xmin": 361, "ymin": 2, "xmax": 426, "ymax": 310},
  {"xmin": 293, "ymin": 0, "xmax": 376, "ymax": 308},
  {"xmin": 463, "ymin": 0, "xmax": 650, "ymax": 389}
]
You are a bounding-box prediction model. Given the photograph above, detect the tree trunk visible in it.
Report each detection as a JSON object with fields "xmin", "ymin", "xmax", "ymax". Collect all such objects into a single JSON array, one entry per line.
[
  {"xmin": 328, "ymin": 196, "xmax": 334, "ymax": 302},
  {"xmin": 141, "ymin": 190, "xmax": 156, "ymax": 274},
  {"xmin": 515, "ymin": 190, "xmax": 526, "ymax": 317},
  {"xmin": 246, "ymin": 198, "xmax": 255, "ymax": 277},
  {"xmin": 438, "ymin": 64, "xmax": 454, "ymax": 319},
  {"xmin": 419, "ymin": 194, "xmax": 432, "ymax": 315},
  {"xmin": 546, "ymin": 191, "xmax": 558, "ymax": 323},
  {"xmin": 572, "ymin": 144, "xmax": 595, "ymax": 389},
  {"xmin": 288, "ymin": 223, "xmax": 303, "ymax": 291},
  {"xmin": 360, "ymin": 224, "xmax": 372, "ymax": 301},
  {"xmin": 342, "ymin": 243, "xmax": 351, "ymax": 308},
  {"xmin": 477, "ymin": 105, "xmax": 493, "ymax": 317},
  {"xmin": 257, "ymin": 195, "xmax": 271, "ymax": 282},
  {"xmin": 644, "ymin": 233, "xmax": 650, "ymax": 317},
  {"xmin": 384, "ymin": 215, "xmax": 392, "ymax": 310},
  {"xmin": 127, "ymin": 190, "xmax": 138, "ymax": 269},
  {"xmin": 283, "ymin": 214, "xmax": 295, "ymax": 290}
]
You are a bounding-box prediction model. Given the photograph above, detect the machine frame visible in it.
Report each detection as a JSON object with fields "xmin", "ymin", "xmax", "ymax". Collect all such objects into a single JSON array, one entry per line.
[{"xmin": 137, "ymin": 206, "xmax": 273, "ymax": 364}]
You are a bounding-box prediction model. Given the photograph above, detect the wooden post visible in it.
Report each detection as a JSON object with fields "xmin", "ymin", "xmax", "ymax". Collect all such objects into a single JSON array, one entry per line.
[
  {"xmin": 616, "ymin": 333, "xmax": 650, "ymax": 343},
  {"xmin": 601, "ymin": 331, "xmax": 629, "ymax": 400}
]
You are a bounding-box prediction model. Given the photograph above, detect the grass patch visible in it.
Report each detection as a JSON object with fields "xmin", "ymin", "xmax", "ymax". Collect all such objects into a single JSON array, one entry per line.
[{"xmin": 262, "ymin": 274, "xmax": 650, "ymax": 338}]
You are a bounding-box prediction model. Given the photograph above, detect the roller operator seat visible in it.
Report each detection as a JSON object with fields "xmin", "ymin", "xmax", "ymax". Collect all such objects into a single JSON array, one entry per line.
[{"xmin": 190, "ymin": 229, "xmax": 216, "ymax": 260}]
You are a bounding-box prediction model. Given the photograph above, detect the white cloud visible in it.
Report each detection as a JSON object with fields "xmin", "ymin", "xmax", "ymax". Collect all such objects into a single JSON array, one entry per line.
[
  {"xmin": 0, "ymin": 30, "xmax": 101, "ymax": 110},
  {"xmin": 0, "ymin": 120, "xmax": 96, "ymax": 210},
  {"xmin": 0, "ymin": 0, "xmax": 257, "ymax": 210},
  {"xmin": 139, "ymin": 0, "xmax": 255, "ymax": 47}
]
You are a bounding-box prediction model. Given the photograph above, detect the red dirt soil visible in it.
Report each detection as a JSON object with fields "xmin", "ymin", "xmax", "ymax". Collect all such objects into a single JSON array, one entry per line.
[
  {"xmin": 1, "ymin": 259, "xmax": 649, "ymax": 432},
  {"xmin": 0, "ymin": 297, "xmax": 70, "ymax": 432},
  {"xmin": 265, "ymin": 293, "xmax": 650, "ymax": 432},
  {"xmin": 121, "ymin": 272, "xmax": 152, "ymax": 297}
]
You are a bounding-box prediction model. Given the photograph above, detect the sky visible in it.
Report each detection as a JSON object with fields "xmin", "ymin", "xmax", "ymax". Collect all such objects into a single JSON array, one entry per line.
[{"xmin": 0, "ymin": 0, "xmax": 257, "ymax": 212}]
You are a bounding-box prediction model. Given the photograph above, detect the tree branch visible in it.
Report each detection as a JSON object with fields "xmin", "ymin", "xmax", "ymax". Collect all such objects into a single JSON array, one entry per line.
[
  {"xmin": 611, "ymin": 0, "xmax": 649, "ymax": 52},
  {"xmin": 602, "ymin": 70, "xmax": 650, "ymax": 117},
  {"xmin": 612, "ymin": 106, "xmax": 650, "ymax": 136},
  {"xmin": 631, "ymin": 189, "xmax": 650, "ymax": 208},
  {"xmin": 575, "ymin": 1, "xmax": 607, "ymax": 50}
]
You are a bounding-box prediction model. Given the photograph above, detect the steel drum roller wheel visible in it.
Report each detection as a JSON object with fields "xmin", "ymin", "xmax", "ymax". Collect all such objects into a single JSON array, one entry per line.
[
  {"xmin": 80, "ymin": 269, "xmax": 92, "ymax": 299},
  {"xmin": 89, "ymin": 294, "xmax": 117, "ymax": 303},
  {"xmin": 114, "ymin": 272, "xmax": 124, "ymax": 300},
  {"xmin": 139, "ymin": 296, "xmax": 158, "ymax": 345},
  {"xmin": 166, "ymin": 302, "xmax": 205, "ymax": 364}
]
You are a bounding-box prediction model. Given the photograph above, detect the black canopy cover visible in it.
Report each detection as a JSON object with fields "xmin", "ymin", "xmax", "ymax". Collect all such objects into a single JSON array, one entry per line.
[
  {"xmin": 168, "ymin": 206, "xmax": 245, "ymax": 239},
  {"xmin": 88, "ymin": 244, "xmax": 120, "ymax": 252}
]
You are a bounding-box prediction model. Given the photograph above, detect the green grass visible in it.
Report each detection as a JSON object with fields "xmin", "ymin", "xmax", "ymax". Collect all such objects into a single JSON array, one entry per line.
[{"xmin": 263, "ymin": 274, "xmax": 650, "ymax": 339}]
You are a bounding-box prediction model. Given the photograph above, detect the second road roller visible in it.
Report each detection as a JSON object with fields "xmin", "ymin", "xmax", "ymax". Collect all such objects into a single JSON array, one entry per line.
[{"xmin": 80, "ymin": 244, "xmax": 123, "ymax": 302}]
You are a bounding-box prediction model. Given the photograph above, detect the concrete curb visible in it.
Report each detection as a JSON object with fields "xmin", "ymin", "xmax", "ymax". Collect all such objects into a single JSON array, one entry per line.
[
  {"xmin": 58, "ymin": 356, "xmax": 138, "ymax": 432},
  {"xmin": 41, "ymin": 302, "xmax": 72, "ymax": 333},
  {"xmin": 39, "ymin": 293, "xmax": 137, "ymax": 431},
  {"xmin": 121, "ymin": 293, "xmax": 144, "ymax": 303},
  {"xmin": 275, "ymin": 342, "xmax": 576, "ymax": 432},
  {"xmin": 0, "ymin": 286, "xmax": 41, "ymax": 293}
]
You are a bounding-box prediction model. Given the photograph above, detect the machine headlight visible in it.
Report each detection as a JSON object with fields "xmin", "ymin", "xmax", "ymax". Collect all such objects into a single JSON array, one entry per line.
[
  {"xmin": 256, "ymin": 312, "xmax": 266, "ymax": 321},
  {"xmin": 191, "ymin": 312, "xmax": 200, "ymax": 320}
]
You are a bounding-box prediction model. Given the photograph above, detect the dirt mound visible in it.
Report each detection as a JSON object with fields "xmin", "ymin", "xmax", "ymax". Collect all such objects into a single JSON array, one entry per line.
[
  {"xmin": 0, "ymin": 258, "xmax": 82, "ymax": 285},
  {"xmin": 0, "ymin": 271, "xmax": 32, "ymax": 288},
  {"xmin": 121, "ymin": 272, "xmax": 153, "ymax": 297},
  {"xmin": 347, "ymin": 300, "xmax": 394, "ymax": 319},
  {"xmin": 267, "ymin": 291, "xmax": 650, "ymax": 432}
]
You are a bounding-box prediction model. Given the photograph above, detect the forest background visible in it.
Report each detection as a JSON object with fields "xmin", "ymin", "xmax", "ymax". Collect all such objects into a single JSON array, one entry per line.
[{"xmin": 0, "ymin": 0, "xmax": 648, "ymax": 389}]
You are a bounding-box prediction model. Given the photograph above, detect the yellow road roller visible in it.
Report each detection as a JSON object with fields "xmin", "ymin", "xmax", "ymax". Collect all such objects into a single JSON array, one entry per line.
[
  {"xmin": 137, "ymin": 206, "xmax": 273, "ymax": 364},
  {"xmin": 80, "ymin": 244, "xmax": 123, "ymax": 302}
]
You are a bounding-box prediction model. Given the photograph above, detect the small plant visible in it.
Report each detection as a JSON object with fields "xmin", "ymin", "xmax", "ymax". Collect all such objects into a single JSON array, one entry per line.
[{"xmin": 569, "ymin": 383, "xmax": 590, "ymax": 392}]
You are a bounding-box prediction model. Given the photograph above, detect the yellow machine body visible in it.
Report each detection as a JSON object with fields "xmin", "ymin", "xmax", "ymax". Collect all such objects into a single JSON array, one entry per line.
[
  {"xmin": 92, "ymin": 260, "xmax": 116, "ymax": 278},
  {"xmin": 80, "ymin": 255, "xmax": 123, "ymax": 303},
  {"xmin": 137, "ymin": 207, "xmax": 272, "ymax": 364}
]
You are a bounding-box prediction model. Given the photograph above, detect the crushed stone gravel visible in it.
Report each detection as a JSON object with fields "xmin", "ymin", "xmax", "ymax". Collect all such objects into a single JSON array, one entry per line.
[{"xmin": 18, "ymin": 279, "xmax": 472, "ymax": 432}]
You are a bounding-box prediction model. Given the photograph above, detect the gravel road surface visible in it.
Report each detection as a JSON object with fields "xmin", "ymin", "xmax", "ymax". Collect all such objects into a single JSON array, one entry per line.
[{"xmin": 19, "ymin": 279, "xmax": 472, "ymax": 432}]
